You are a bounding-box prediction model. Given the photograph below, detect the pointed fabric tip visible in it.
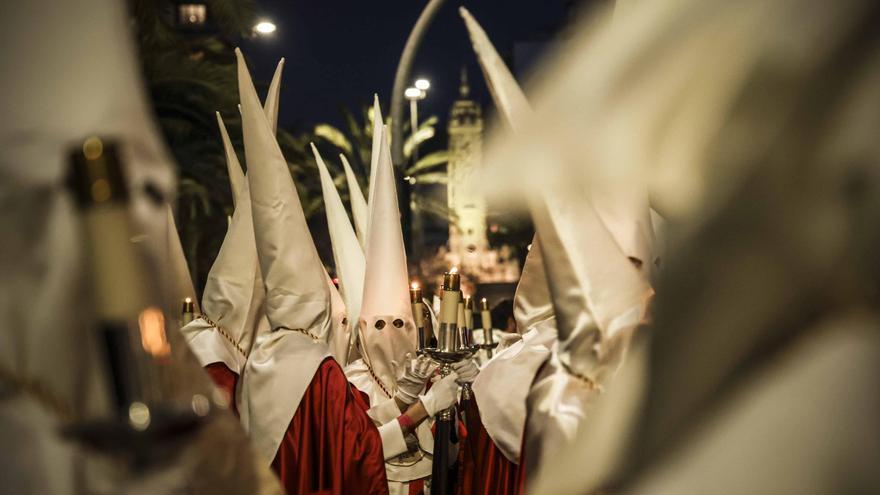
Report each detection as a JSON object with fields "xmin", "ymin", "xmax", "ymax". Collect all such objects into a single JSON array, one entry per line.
[
  {"xmin": 459, "ymin": 7, "xmax": 532, "ymax": 133},
  {"xmin": 216, "ymin": 112, "xmax": 246, "ymax": 206},
  {"xmin": 165, "ymin": 205, "xmax": 199, "ymax": 314},
  {"xmin": 359, "ymin": 123, "xmax": 416, "ymax": 388},
  {"xmin": 367, "ymin": 95, "xmax": 384, "ymax": 216},
  {"xmin": 313, "ymin": 145, "xmax": 366, "ymax": 360},
  {"xmin": 198, "ymin": 173, "xmax": 261, "ymax": 368},
  {"xmin": 513, "ymin": 233, "xmax": 554, "ymax": 331},
  {"xmin": 264, "ymin": 58, "xmax": 285, "ymax": 135},
  {"xmin": 340, "ymin": 153, "xmax": 369, "ymax": 249},
  {"xmin": 238, "ymin": 49, "xmax": 330, "ymax": 336}
]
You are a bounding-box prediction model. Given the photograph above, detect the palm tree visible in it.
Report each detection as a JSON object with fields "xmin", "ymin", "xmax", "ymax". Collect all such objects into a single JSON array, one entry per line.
[
  {"xmin": 131, "ymin": 0, "xmax": 323, "ymax": 290},
  {"xmin": 313, "ymin": 102, "xmax": 454, "ymax": 225}
]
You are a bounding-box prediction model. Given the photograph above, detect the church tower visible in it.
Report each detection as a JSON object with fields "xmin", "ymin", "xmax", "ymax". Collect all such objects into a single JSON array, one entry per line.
[{"xmin": 446, "ymin": 68, "xmax": 488, "ymax": 272}]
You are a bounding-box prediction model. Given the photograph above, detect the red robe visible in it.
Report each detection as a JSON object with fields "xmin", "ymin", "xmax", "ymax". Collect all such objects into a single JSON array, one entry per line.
[
  {"xmin": 205, "ymin": 362, "xmax": 238, "ymax": 416},
  {"xmin": 457, "ymin": 398, "xmax": 522, "ymax": 495},
  {"xmin": 272, "ymin": 358, "xmax": 390, "ymax": 494}
]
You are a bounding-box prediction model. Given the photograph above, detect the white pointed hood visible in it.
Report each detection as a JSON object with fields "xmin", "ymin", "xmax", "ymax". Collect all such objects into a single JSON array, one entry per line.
[
  {"xmin": 181, "ymin": 112, "xmax": 271, "ymax": 374},
  {"xmin": 366, "ymin": 94, "xmax": 383, "ymax": 215},
  {"xmin": 165, "ymin": 205, "xmax": 199, "ymax": 315},
  {"xmin": 312, "ymin": 143, "xmax": 364, "ymax": 362},
  {"xmin": 460, "ymin": 8, "xmax": 552, "ymax": 333},
  {"xmin": 358, "ymin": 126, "xmax": 417, "ymax": 391},
  {"xmin": 533, "ymin": 189, "xmax": 652, "ymax": 382},
  {"xmin": 460, "ymin": 7, "xmax": 532, "ymax": 133},
  {"xmin": 237, "ymin": 49, "xmax": 329, "ymax": 338},
  {"xmin": 215, "ymin": 112, "xmax": 246, "ymax": 206},
  {"xmin": 236, "ymin": 49, "xmax": 332, "ymax": 464},
  {"xmin": 183, "ymin": 178, "xmax": 260, "ymax": 372},
  {"xmin": 513, "ymin": 235, "xmax": 554, "ymax": 332},
  {"xmin": 263, "ymin": 58, "xmax": 285, "ymax": 134},
  {"xmin": 340, "ymin": 153, "xmax": 369, "ymax": 247}
]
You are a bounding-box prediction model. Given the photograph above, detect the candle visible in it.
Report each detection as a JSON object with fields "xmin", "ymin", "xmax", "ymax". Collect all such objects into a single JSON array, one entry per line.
[
  {"xmin": 438, "ymin": 269, "xmax": 461, "ymax": 352},
  {"xmin": 181, "ymin": 297, "xmax": 195, "ymax": 325},
  {"xmin": 480, "ymin": 297, "xmax": 493, "ymax": 344},
  {"xmin": 464, "ymin": 296, "xmax": 474, "ymax": 333},
  {"xmin": 410, "ymin": 282, "xmax": 425, "ymax": 349},
  {"xmin": 458, "ymin": 295, "xmax": 473, "ymax": 348}
]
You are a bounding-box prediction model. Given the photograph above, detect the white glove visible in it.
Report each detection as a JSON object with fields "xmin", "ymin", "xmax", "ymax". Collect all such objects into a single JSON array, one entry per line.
[
  {"xmin": 452, "ymin": 358, "xmax": 479, "ymax": 384},
  {"xmin": 395, "ymin": 354, "xmax": 437, "ymax": 406},
  {"xmin": 419, "ymin": 371, "xmax": 460, "ymax": 417}
]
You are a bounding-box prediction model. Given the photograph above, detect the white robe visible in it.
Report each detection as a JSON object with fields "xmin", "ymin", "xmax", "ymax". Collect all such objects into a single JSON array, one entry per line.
[
  {"xmin": 530, "ymin": 315, "xmax": 880, "ymax": 494},
  {"xmin": 471, "ymin": 320, "xmax": 556, "ymax": 463},
  {"xmin": 345, "ymin": 359, "xmax": 434, "ymax": 495}
]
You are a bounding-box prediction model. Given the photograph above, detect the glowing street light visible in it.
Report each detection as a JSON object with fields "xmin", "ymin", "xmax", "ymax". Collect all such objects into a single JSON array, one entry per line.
[
  {"xmin": 404, "ymin": 87, "xmax": 422, "ymax": 99},
  {"xmin": 254, "ymin": 20, "xmax": 277, "ymax": 35},
  {"xmin": 414, "ymin": 78, "xmax": 431, "ymax": 91}
]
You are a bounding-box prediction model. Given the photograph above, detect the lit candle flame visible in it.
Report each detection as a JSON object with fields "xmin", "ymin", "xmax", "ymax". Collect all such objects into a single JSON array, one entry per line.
[
  {"xmin": 481, "ymin": 297, "xmax": 487, "ymax": 303},
  {"xmin": 450, "ymin": 266, "xmax": 458, "ymax": 274},
  {"xmin": 411, "ymin": 281, "xmax": 420, "ymax": 290},
  {"xmin": 184, "ymin": 297, "xmax": 192, "ymax": 304},
  {"xmin": 139, "ymin": 306, "xmax": 171, "ymax": 358}
]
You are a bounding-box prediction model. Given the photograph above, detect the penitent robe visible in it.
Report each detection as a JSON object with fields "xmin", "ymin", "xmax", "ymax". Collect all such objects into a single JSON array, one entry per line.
[
  {"xmin": 458, "ymin": 398, "xmax": 522, "ymax": 495},
  {"xmin": 272, "ymin": 358, "xmax": 390, "ymax": 494}
]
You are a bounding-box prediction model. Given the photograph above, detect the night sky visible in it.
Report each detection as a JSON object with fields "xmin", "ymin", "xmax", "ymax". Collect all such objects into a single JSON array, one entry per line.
[{"xmin": 239, "ymin": 0, "xmax": 577, "ymax": 132}]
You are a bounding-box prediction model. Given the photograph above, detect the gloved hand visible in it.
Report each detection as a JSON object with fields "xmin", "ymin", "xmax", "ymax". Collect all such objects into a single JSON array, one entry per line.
[
  {"xmin": 419, "ymin": 371, "xmax": 460, "ymax": 417},
  {"xmin": 452, "ymin": 358, "xmax": 479, "ymax": 384},
  {"xmin": 395, "ymin": 354, "xmax": 438, "ymax": 406}
]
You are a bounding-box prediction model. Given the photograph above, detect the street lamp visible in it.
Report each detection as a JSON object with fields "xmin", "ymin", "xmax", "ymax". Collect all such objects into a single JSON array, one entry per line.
[
  {"xmin": 254, "ymin": 20, "xmax": 277, "ymax": 35},
  {"xmin": 404, "ymin": 80, "xmax": 430, "ymax": 264},
  {"xmin": 405, "ymin": 79, "xmax": 430, "ymax": 163}
]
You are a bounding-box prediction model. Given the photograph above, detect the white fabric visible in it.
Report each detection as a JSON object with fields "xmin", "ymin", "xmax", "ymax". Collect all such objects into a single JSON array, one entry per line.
[
  {"xmin": 0, "ymin": 0, "xmax": 174, "ymax": 488},
  {"xmin": 460, "ymin": 8, "xmax": 555, "ymax": 343},
  {"xmin": 180, "ymin": 317, "xmax": 244, "ymax": 372},
  {"xmin": 215, "ymin": 112, "xmax": 246, "ymax": 206},
  {"xmin": 185, "ymin": 81, "xmax": 277, "ymax": 374},
  {"xmin": 532, "ymin": 319, "xmax": 880, "ymax": 494},
  {"xmin": 358, "ymin": 126, "xmax": 418, "ymax": 392},
  {"xmin": 523, "ymin": 348, "xmax": 600, "ymax": 478},
  {"xmin": 163, "ymin": 205, "xmax": 199, "ymax": 317},
  {"xmin": 513, "ymin": 236, "xmax": 554, "ymax": 332},
  {"xmin": 346, "ymin": 359, "xmax": 434, "ymax": 484},
  {"xmin": 377, "ymin": 421, "xmax": 408, "ymax": 461},
  {"xmin": 192, "ymin": 182, "xmax": 262, "ymax": 371},
  {"xmin": 366, "ymin": 95, "xmax": 383, "ymax": 221},
  {"xmin": 395, "ymin": 354, "xmax": 437, "ymax": 406},
  {"xmin": 367, "ymin": 396, "xmax": 404, "ymax": 424},
  {"xmin": 460, "ymin": 7, "xmax": 532, "ymax": 134},
  {"xmin": 325, "ymin": 273, "xmax": 350, "ymax": 365},
  {"xmin": 238, "ymin": 330, "xmax": 330, "ymax": 463},
  {"xmin": 472, "ymin": 320, "xmax": 557, "ymax": 463},
  {"xmin": 313, "ymin": 145, "xmax": 362, "ymax": 362},
  {"xmin": 238, "ymin": 48, "xmax": 330, "ymax": 339},
  {"xmin": 533, "ymin": 191, "xmax": 651, "ymax": 379},
  {"xmin": 237, "ymin": 48, "xmax": 331, "ymax": 463},
  {"xmin": 263, "ymin": 59, "xmax": 285, "ymax": 135},
  {"xmin": 419, "ymin": 372, "xmax": 460, "ymax": 417},
  {"xmin": 451, "ymin": 358, "xmax": 479, "ymax": 384},
  {"xmin": 340, "ymin": 153, "xmax": 369, "ymax": 249}
]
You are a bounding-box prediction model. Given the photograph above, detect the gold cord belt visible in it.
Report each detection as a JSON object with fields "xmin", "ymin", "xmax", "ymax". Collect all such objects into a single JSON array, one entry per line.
[
  {"xmin": 0, "ymin": 364, "xmax": 73, "ymax": 421},
  {"xmin": 559, "ymin": 360, "xmax": 600, "ymax": 392},
  {"xmin": 198, "ymin": 314, "xmax": 248, "ymax": 358},
  {"xmin": 276, "ymin": 326, "xmax": 322, "ymax": 342},
  {"xmin": 363, "ymin": 359, "xmax": 393, "ymax": 398}
]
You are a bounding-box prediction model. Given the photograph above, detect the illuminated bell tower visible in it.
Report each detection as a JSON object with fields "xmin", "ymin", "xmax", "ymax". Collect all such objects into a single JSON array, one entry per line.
[{"xmin": 447, "ymin": 68, "xmax": 488, "ymax": 273}]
